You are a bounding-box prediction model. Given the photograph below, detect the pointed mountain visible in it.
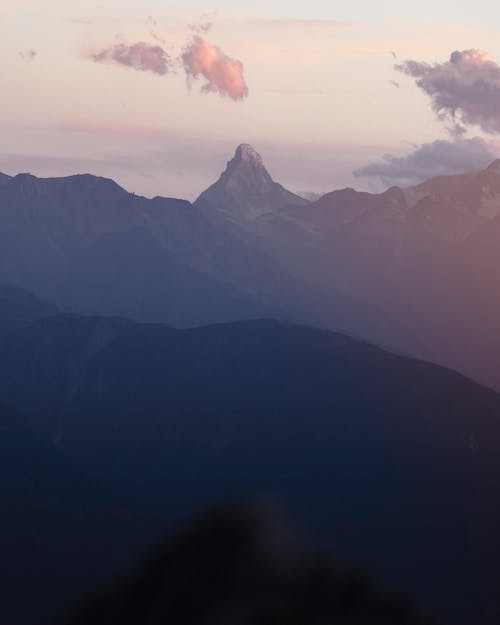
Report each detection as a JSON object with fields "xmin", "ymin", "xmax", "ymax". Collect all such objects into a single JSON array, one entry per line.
[{"xmin": 195, "ymin": 144, "xmax": 308, "ymax": 220}]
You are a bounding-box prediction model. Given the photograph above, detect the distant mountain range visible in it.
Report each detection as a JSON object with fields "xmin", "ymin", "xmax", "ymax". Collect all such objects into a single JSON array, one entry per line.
[
  {"xmin": 3, "ymin": 146, "xmax": 500, "ymax": 387},
  {"xmin": 0, "ymin": 157, "xmax": 412, "ymax": 352},
  {"xmin": 1, "ymin": 287, "xmax": 500, "ymax": 625},
  {"xmin": 197, "ymin": 147, "xmax": 500, "ymax": 389},
  {"xmin": 0, "ymin": 171, "xmax": 273, "ymax": 326}
]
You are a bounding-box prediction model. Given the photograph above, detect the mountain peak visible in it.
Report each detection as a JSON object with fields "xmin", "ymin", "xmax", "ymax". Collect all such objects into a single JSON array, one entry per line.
[
  {"xmin": 225, "ymin": 144, "xmax": 271, "ymax": 186},
  {"xmin": 234, "ymin": 144, "xmax": 263, "ymax": 166},
  {"xmin": 195, "ymin": 145, "xmax": 307, "ymax": 220}
]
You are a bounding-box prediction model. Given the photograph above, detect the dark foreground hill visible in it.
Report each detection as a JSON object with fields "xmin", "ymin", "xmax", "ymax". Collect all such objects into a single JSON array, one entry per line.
[
  {"xmin": 1, "ymin": 312, "xmax": 500, "ymax": 624},
  {"xmin": 58, "ymin": 504, "xmax": 437, "ymax": 625}
]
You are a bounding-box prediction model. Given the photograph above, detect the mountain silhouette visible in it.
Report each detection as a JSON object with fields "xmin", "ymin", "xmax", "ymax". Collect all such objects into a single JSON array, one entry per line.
[{"xmin": 57, "ymin": 503, "xmax": 437, "ymax": 625}]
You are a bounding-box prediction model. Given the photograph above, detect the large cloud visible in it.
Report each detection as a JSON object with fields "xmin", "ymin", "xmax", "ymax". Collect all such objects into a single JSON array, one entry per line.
[
  {"xmin": 92, "ymin": 42, "xmax": 172, "ymax": 76},
  {"xmin": 181, "ymin": 36, "xmax": 248, "ymax": 101},
  {"xmin": 396, "ymin": 49, "xmax": 500, "ymax": 135},
  {"xmin": 353, "ymin": 138, "xmax": 497, "ymax": 187}
]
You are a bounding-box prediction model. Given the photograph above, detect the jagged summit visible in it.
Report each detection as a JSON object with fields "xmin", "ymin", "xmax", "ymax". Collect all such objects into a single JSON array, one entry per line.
[
  {"xmin": 222, "ymin": 144, "xmax": 275, "ymax": 194},
  {"xmin": 195, "ymin": 144, "xmax": 308, "ymax": 220},
  {"xmin": 234, "ymin": 143, "xmax": 263, "ymax": 165}
]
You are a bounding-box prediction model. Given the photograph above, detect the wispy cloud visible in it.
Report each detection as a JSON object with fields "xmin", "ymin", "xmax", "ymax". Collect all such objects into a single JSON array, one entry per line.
[
  {"xmin": 396, "ymin": 49, "xmax": 500, "ymax": 135},
  {"xmin": 188, "ymin": 11, "xmax": 216, "ymax": 35}
]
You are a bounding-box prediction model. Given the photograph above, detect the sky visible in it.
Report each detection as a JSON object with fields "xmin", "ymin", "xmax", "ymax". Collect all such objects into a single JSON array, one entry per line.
[{"xmin": 1, "ymin": 0, "xmax": 500, "ymax": 199}]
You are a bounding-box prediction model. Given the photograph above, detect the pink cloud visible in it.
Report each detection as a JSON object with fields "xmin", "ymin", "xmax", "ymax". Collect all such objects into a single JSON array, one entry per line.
[
  {"xmin": 92, "ymin": 42, "xmax": 171, "ymax": 76},
  {"xmin": 181, "ymin": 36, "xmax": 248, "ymax": 101}
]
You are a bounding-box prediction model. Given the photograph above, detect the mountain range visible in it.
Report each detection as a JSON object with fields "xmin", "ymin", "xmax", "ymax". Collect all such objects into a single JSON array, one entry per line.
[
  {"xmin": 197, "ymin": 147, "xmax": 500, "ymax": 389},
  {"xmin": 4, "ymin": 146, "xmax": 500, "ymax": 624},
  {"xmin": 3, "ymin": 145, "xmax": 500, "ymax": 387}
]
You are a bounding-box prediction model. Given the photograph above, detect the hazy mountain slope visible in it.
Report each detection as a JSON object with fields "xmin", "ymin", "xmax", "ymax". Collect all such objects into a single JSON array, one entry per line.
[
  {"xmin": 52, "ymin": 228, "xmax": 273, "ymax": 325},
  {"xmin": 1, "ymin": 315, "xmax": 500, "ymax": 623},
  {"xmin": 195, "ymin": 149, "xmax": 500, "ymax": 389},
  {"xmin": 0, "ymin": 402, "xmax": 158, "ymax": 625},
  {"xmin": 0, "ymin": 168, "xmax": 412, "ymax": 349},
  {"xmin": 0, "ymin": 172, "xmax": 294, "ymax": 324}
]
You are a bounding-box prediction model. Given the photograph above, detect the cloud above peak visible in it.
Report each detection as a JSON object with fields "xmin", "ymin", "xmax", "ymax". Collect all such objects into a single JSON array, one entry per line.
[
  {"xmin": 182, "ymin": 36, "xmax": 248, "ymax": 101},
  {"xmin": 396, "ymin": 49, "xmax": 500, "ymax": 135},
  {"xmin": 92, "ymin": 42, "xmax": 172, "ymax": 75}
]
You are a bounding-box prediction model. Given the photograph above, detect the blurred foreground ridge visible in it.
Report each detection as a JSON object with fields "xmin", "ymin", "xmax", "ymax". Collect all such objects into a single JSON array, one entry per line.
[{"xmin": 58, "ymin": 503, "xmax": 435, "ymax": 625}]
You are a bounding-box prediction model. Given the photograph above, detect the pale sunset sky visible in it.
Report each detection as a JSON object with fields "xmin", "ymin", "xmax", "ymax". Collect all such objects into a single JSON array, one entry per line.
[{"xmin": 1, "ymin": 0, "xmax": 500, "ymax": 199}]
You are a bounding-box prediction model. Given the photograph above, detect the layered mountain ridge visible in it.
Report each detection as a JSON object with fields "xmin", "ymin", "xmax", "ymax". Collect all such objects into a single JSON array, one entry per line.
[
  {"xmin": 193, "ymin": 145, "xmax": 500, "ymax": 389},
  {"xmin": 4, "ymin": 146, "xmax": 500, "ymax": 625},
  {"xmin": 4, "ymin": 145, "xmax": 500, "ymax": 391}
]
